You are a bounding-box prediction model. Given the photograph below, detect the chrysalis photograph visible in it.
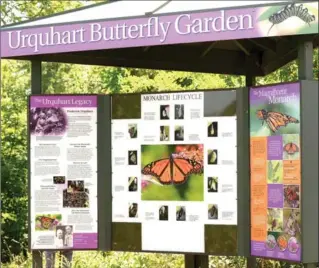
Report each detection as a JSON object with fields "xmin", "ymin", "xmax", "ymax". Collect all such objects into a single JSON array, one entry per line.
[
  {"xmin": 207, "ymin": 122, "xmax": 218, "ymax": 137},
  {"xmin": 208, "ymin": 204, "xmax": 218, "ymax": 220},
  {"xmin": 176, "ymin": 206, "xmax": 186, "ymax": 221},
  {"xmin": 160, "ymin": 126, "xmax": 170, "ymax": 141},
  {"xmin": 128, "ymin": 124, "xmax": 137, "ymax": 138},
  {"xmin": 175, "ymin": 104, "xmax": 184, "ymax": 119},
  {"xmin": 174, "ymin": 126, "xmax": 184, "ymax": 141},
  {"xmin": 128, "ymin": 150, "xmax": 138, "ymax": 165},
  {"xmin": 128, "ymin": 177, "xmax": 138, "ymax": 192},
  {"xmin": 159, "ymin": 205, "xmax": 169, "ymax": 221},
  {"xmin": 208, "ymin": 150, "xmax": 218, "ymax": 165},
  {"xmin": 207, "ymin": 177, "xmax": 218, "ymax": 192},
  {"xmin": 160, "ymin": 105, "xmax": 170, "ymax": 120},
  {"xmin": 129, "ymin": 203, "xmax": 138, "ymax": 218}
]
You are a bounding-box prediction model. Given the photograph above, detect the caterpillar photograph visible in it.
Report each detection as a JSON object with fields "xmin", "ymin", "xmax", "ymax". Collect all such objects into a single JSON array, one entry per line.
[{"xmin": 268, "ymin": 3, "xmax": 316, "ymax": 35}]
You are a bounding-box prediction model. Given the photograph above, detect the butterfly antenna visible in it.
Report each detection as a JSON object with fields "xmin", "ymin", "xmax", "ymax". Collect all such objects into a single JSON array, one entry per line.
[{"xmin": 267, "ymin": 23, "xmax": 275, "ymax": 36}]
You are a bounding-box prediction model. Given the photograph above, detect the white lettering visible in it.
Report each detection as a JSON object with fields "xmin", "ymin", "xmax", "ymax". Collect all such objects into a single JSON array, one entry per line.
[
  {"xmin": 226, "ymin": 16, "xmax": 239, "ymax": 31},
  {"xmin": 159, "ymin": 22, "xmax": 171, "ymax": 42},
  {"xmin": 212, "ymin": 10, "xmax": 225, "ymax": 32},
  {"xmin": 90, "ymin": 23, "xmax": 102, "ymax": 42},
  {"xmin": 8, "ymin": 31, "xmax": 21, "ymax": 49},
  {"xmin": 192, "ymin": 18, "xmax": 202, "ymax": 34},
  {"xmin": 239, "ymin": 14, "xmax": 253, "ymax": 30},
  {"xmin": 50, "ymin": 27, "xmax": 61, "ymax": 45},
  {"xmin": 128, "ymin": 25, "xmax": 139, "ymax": 39},
  {"xmin": 28, "ymin": 34, "xmax": 39, "ymax": 52},
  {"xmin": 175, "ymin": 14, "xmax": 191, "ymax": 35}
]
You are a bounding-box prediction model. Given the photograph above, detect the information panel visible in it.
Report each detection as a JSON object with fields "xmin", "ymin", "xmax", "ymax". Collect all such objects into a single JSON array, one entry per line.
[
  {"xmin": 250, "ymin": 83, "xmax": 301, "ymax": 261},
  {"xmin": 29, "ymin": 95, "xmax": 98, "ymax": 250},
  {"xmin": 112, "ymin": 90, "xmax": 237, "ymax": 253}
]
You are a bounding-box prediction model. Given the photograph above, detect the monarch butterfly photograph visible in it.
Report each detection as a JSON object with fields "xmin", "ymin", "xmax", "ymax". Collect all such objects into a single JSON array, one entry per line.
[
  {"xmin": 284, "ymin": 185, "xmax": 300, "ymax": 208},
  {"xmin": 277, "ymin": 235, "xmax": 288, "ymax": 252},
  {"xmin": 283, "ymin": 142, "xmax": 299, "ymax": 155},
  {"xmin": 283, "ymin": 134, "xmax": 300, "ymax": 160},
  {"xmin": 267, "ymin": 208, "xmax": 283, "ymax": 232},
  {"xmin": 141, "ymin": 144, "xmax": 204, "ymax": 202},
  {"xmin": 256, "ymin": 109, "xmax": 299, "ymax": 133},
  {"xmin": 250, "ymin": 85, "xmax": 300, "ymax": 137},
  {"xmin": 35, "ymin": 214, "xmax": 62, "ymax": 231}
]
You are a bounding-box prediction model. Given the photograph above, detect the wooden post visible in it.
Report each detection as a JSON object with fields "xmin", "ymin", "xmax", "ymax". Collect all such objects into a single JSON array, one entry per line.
[
  {"xmin": 32, "ymin": 250, "xmax": 43, "ymax": 268},
  {"xmin": 184, "ymin": 255, "xmax": 209, "ymax": 268},
  {"xmin": 31, "ymin": 60, "xmax": 43, "ymax": 268},
  {"xmin": 298, "ymin": 41, "xmax": 318, "ymax": 268},
  {"xmin": 298, "ymin": 40, "xmax": 313, "ymax": 80},
  {"xmin": 245, "ymin": 56, "xmax": 257, "ymax": 268}
]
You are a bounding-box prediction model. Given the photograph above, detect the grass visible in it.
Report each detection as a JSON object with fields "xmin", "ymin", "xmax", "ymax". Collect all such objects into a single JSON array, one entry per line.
[{"xmin": 1, "ymin": 252, "xmax": 307, "ymax": 268}]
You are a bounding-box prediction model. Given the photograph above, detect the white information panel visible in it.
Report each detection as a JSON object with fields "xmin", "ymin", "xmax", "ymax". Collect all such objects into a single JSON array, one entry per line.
[{"xmin": 112, "ymin": 91, "xmax": 237, "ymax": 253}]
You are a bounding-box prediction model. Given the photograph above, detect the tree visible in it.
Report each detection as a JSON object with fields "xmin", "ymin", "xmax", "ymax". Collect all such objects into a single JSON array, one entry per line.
[{"xmin": 0, "ymin": 0, "xmax": 104, "ymax": 261}]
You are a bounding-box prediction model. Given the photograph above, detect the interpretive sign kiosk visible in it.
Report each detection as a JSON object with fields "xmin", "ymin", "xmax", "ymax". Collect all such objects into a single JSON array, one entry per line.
[{"xmin": 1, "ymin": 1, "xmax": 318, "ymax": 267}]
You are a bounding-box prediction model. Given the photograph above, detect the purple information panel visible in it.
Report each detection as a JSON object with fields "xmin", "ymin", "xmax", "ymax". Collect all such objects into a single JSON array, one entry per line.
[
  {"xmin": 29, "ymin": 95, "xmax": 98, "ymax": 250},
  {"xmin": 249, "ymin": 83, "xmax": 301, "ymax": 261}
]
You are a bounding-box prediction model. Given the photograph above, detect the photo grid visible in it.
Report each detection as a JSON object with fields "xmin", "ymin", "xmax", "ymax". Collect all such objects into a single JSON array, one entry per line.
[{"xmin": 112, "ymin": 92, "xmax": 237, "ymax": 228}]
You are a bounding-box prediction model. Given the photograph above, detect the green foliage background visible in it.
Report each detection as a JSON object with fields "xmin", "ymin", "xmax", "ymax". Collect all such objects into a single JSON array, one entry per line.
[{"xmin": 0, "ymin": 0, "xmax": 318, "ymax": 267}]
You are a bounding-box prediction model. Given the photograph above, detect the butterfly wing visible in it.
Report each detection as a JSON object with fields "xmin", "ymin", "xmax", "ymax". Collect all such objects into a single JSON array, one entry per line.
[
  {"xmin": 292, "ymin": 143, "xmax": 300, "ymax": 153},
  {"xmin": 40, "ymin": 217, "xmax": 54, "ymax": 229},
  {"xmin": 266, "ymin": 112, "xmax": 299, "ymax": 132},
  {"xmin": 172, "ymin": 158, "xmax": 203, "ymax": 184},
  {"xmin": 284, "ymin": 142, "xmax": 300, "ymax": 154},
  {"xmin": 265, "ymin": 112, "xmax": 287, "ymax": 132},
  {"xmin": 142, "ymin": 159, "xmax": 171, "ymax": 185},
  {"xmin": 284, "ymin": 143, "xmax": 292, "ymax": 154}
]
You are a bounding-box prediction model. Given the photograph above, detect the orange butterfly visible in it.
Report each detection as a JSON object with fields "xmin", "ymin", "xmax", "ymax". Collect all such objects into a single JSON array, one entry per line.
[
  {"xmin": 39, "ymin": 216, "xmax": 55, "ymax": 229},
  {"xmin": 256, "ymin": 109, "xmax": 299, "ymax": 133},
  {"xmin": 283, "ymin": 142, "xmax": 299, "ymax": 155},
  {"xmin": 142, "ymin": 155, "xmax": 203, "ymax": 185}
]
